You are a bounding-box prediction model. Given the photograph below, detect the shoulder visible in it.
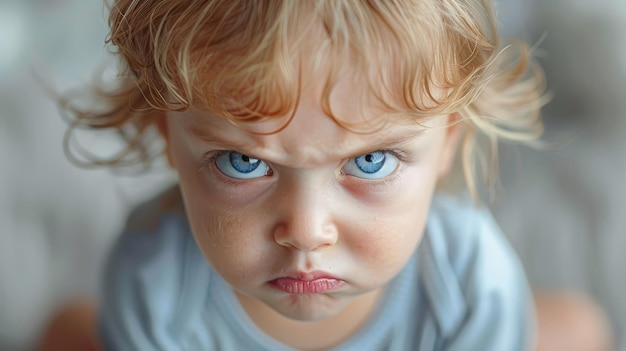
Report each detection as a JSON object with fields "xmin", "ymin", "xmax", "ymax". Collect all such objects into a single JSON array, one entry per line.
[
  {"xmin": 100, "ymin": 185, "xmax": 211, "ymax": 350},
  {"xmin": 426, "ymin": 192, "xmax": 521, "ymax": 289},
  {"xmin": 124, "ymin": 184, "xmax": 186, "ymax": 234},
  {"xmin": 106, "ymin": 186, "xmax": 189, "ymax": 275},
  {"xmin": 418, "ymin": 192, "xmax": 535, "ymax": 349}
]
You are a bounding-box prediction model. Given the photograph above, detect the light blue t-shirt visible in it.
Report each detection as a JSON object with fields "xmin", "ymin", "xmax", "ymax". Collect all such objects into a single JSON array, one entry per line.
[{"xmin": 100, "ymin": 186, "xmax": 536, "ymax": 350}]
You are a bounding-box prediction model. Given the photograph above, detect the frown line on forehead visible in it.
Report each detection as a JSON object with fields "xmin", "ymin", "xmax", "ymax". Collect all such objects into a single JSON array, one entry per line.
[{"xmin": 182, "ymin": 116, "xmax": 432, "ymax": 164}]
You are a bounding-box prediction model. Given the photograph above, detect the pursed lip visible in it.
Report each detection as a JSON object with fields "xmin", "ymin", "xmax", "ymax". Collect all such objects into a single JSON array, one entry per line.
[{"xmin": 268, "ymin": 271, "xmax": 346, "ymax": 294}]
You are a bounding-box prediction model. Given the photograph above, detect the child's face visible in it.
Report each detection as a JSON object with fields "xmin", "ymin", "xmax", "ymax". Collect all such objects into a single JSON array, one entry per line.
[{"xmin": 162, "ymin": 74, "xmax": 459, "ymax": 323}]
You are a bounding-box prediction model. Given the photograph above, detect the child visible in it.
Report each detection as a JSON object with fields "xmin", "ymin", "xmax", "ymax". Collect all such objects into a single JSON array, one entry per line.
[{"xmin": 58, "ymin": 0, "xmax": 551, "ymax": 350}]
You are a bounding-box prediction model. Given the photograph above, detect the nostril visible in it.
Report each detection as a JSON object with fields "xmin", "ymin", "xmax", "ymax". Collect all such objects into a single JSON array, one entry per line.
[{"xmin": 273, "ymin": 222, "xmax": 338, "ymax": 251}]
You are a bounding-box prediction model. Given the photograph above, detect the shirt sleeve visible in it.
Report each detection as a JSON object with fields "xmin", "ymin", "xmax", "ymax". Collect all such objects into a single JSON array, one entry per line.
[
  {"xmin": 450, "ymin": 208, "xmax": 536, "ymax": 351},
  {"xmin": 420, "ymin": 198, "xmax": 537, "ymax": 351},
  {"xmin": 99, "ymin": 208, "xmax": 192, "ymax": 351}
]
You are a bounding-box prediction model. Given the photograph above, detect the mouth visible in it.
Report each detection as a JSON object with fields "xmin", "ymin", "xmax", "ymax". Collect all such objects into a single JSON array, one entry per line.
[{"xmin": 268, "ymin": 271, "xmax": 346, "ymax": 294}]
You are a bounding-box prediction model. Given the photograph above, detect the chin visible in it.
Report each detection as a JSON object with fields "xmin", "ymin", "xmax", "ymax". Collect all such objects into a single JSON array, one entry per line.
[{"xmin": 270, "ymin": 294, "xmax": 351, "ymax": 322}]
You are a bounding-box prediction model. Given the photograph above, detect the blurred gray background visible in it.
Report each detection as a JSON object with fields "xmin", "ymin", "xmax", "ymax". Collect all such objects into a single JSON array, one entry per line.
[{"xmin": 0, "ymin": 0, "xmax": 625, "ymax": 350}]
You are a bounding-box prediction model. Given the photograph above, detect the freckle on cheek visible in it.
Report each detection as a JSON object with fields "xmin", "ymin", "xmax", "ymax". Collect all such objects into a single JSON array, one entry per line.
[{"xmin": 205, "ymin": 210, "xmax": 241, "ymax": 248}]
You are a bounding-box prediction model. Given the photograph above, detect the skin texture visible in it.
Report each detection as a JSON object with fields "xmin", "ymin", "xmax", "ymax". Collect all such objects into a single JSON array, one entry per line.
[{"xmin": 160, "ymin": 72, "xmax": 461, "ymax": 349}]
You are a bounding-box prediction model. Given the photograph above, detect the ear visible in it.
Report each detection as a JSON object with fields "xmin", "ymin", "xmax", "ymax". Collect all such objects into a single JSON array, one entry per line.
[
  {"xmin": 155, "ymin": 113, "xmax": 174, "ymax": 168},
  {"xmin": 438, "ymin": 113, "xmax": 464, "ymax": 177}
]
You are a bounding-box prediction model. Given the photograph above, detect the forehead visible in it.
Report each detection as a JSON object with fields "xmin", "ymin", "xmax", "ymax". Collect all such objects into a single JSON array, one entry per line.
[
  {"xmin": 172, "ymin": 42, "xmax": 446, "ymax": 167},
  {"xmin": 176, "ymin": 102, "xmax": 440, "ymax": 169}
]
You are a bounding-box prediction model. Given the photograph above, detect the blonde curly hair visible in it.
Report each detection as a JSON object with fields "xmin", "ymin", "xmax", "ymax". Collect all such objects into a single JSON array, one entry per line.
[{"xmin": 62, "ymin": 0, "xmax": 546, "ymax": 196}]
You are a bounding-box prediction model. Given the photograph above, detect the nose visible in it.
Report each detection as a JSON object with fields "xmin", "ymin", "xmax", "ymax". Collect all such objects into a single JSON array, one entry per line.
[
  {"xmin": 274, "ymin": 218, "xmax": 338, "ymax": 251},
  {"xmin": 272, "ymin": 181, "xmax": 338, "ymax": 251}
]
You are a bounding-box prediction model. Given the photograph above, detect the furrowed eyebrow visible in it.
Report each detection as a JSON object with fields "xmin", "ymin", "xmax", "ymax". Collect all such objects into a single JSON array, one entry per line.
[
  {"xmin": 185, "ymin": 124, "xmax": 250, "ymax": 150},
  {"xmin": 188, "ymin": 123, "xmax": 426, "ymax": 149},
  {"xmin": 349, "ymin": 130, "xmax": 427, "ymax": 155},
  {"xmin": 185, "ymin": 119, "xmax": 429, "ymax": 165}
]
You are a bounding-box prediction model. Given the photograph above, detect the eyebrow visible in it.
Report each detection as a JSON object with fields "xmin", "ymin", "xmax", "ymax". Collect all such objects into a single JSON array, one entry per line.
[
  {"xmin": 185, "ymin": 123, "xmax": 251, "ymax": 149},
  {"xmin": 363, "ymin": 129, "xmax": 426, "ymax": 149},
  {"xmin": 185, "ymin": 122, "xmax": 428, "ymax": 159}
]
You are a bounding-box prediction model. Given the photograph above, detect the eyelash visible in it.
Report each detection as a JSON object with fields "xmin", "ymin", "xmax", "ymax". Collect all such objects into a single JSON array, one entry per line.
[
  {"xmin": 199, "ymin": 149, "xmax": 412, "ymax": 178},
  {"xmin": 199, "ymin": 150, "xmax": 237, "ymax": 174},
  {"xmin": 343, "ymin": 149, "xmax": 412, "ymax": 170},
  {"xmin": 342, "ymin": 150, "xmax": 410, "ymax": 189}
]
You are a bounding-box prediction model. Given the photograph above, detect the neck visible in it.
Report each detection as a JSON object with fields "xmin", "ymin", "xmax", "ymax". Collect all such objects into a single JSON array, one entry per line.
[{"xmin": 236, "ymin": 290, "xmax": 382, "ymax": 350}]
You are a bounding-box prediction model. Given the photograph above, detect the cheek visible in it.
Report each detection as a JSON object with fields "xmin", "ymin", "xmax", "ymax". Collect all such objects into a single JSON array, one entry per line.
[
  {"xmin": 188, "ymin": 198, "xmax": 273, "ymax": 283},
  {"xmin": 171, "ymin": 142, "xmax": 273, "ymax": 282},
  {"xmin": 357, "ymin": 206, "xmax": 428, "ymax": 259},
  {"xmin": 344, "ymin": 212, "xmax": 426, "ymax": 286},
  {"xmin": 171, "ymin": 136, "xmax": 280, "ymax": 285},
  {"xmin": 347, "ymin": 171, "xmax": 437, "ymax": 269}
]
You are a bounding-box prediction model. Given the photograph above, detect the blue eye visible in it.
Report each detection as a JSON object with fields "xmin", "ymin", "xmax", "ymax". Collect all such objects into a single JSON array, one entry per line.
[
  {"xmin": 215, "ymin": 152, "xmax": 271, "ymax": 179},
  {"xmin": 342, "ymin": 151, "xmax": 398, "ymax": 179}
]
